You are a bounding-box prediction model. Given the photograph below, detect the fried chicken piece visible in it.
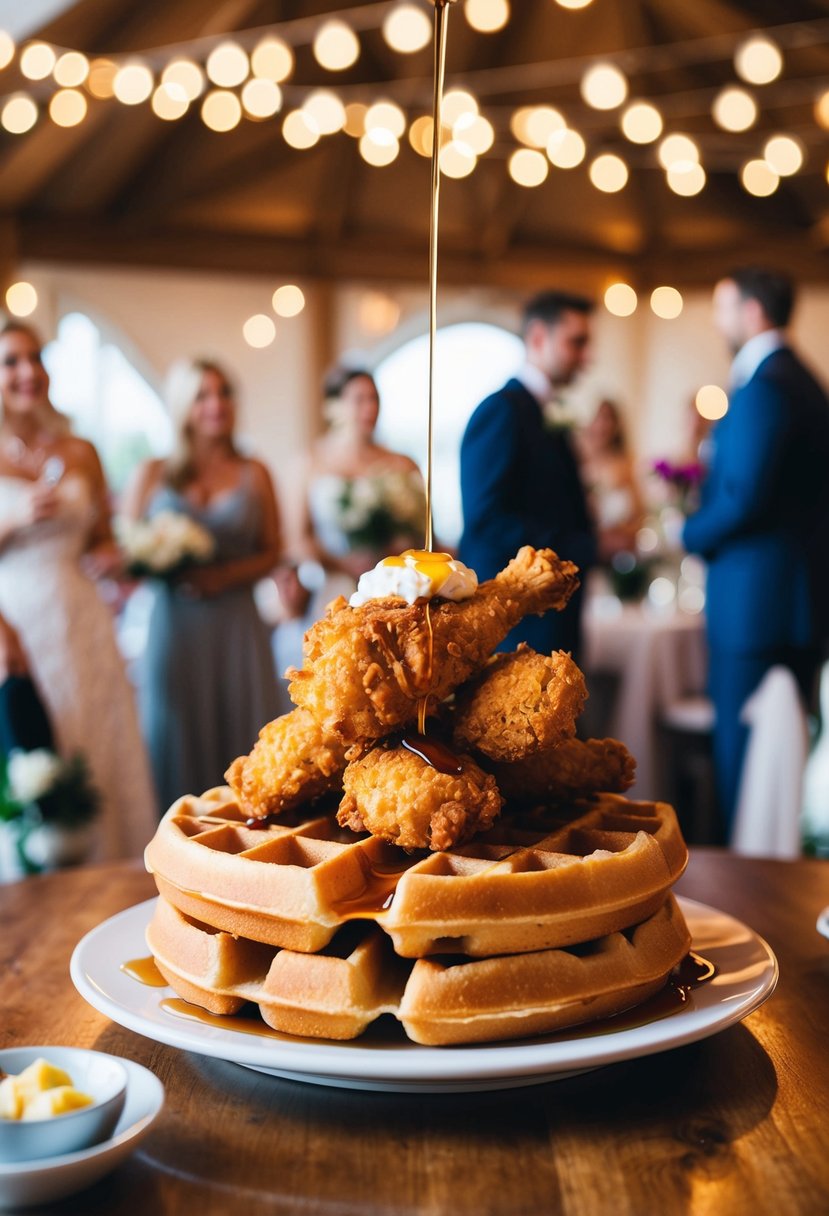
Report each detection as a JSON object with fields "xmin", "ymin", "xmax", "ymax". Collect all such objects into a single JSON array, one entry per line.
[
  {"xmin": 288, "ymin": 547, "xmax": 579, "ymax": 742},
  {"xmin": 451, "ymin": 646, "xmax": 587, "ymax": 763},
  {"xmin": 338, "ymin": 741, "xmax": 503, "ymax": 852},
  {"xmin": 491, "ymin": 737, "xmax": 636, "ymax": 803},
  {"xmin": 225, "ymin": 707, "xmax": 348, "ymax": 818}
]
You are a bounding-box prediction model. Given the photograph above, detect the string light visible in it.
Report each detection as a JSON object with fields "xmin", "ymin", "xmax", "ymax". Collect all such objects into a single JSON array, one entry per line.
[
  {"xmin": 151, "ymin": 83, "xmax": 189, "ymax": 121},
  {"xmin": 113, "ymin": 61, "xmax": 154, "ymax": 105},
  {"xmin": 272, "ymin": 285, "xmax": 305, "ymax": 317},
  {"xmin": 383, "ymin": 4, "xmax": 432, "ymax": 53},
  {"xmin": 344, "ymin": 102, "xmax": 368, "ymax": 137},
  {"xmin": 206, "ymin": 42, "xmax": 248, "ymax": 88},
  {"xmin": 589, "ymin": 153, "xmax": 628, "ymax": 192},
  {"xmin": 302, "ymin": 90, "xmax": 345, "ymax": 134},
  {"xmin": 465, "ymin": 0, "xmax": 511, "ymax": 34},
  {"xmin": 86, "ymin": 59, "xmax": 117, "ymax": 99},
  {"xmin": 251, "ymin": 36, "xmax": 293, "ymax": 82},
  {"xmin": 712, "ymin": 87, "xmax": 757, "ymax": 132},
  {"xmin": 741, "ymin": 158, "xmax": 779, "ymax": 196},
  {"xmin": 439, "ymin": 139, "xmax": 477, "ymax": 178},
  {"xmin": 734, "ymin": 36, "xmax": 782, "ymax": 85},
  {"xmin": 650, "ymin": 286, "xmax": 683, "ymax": 319},
  {"xmin": 442, "ymin": 89, "xmax": 478, "ymax": 125},
  {"xmin": 0, "ymin": 30, "xmax": 14, "ymax": 71},
  {"xmin": 201, "ymin": 89, "xmax": 242, "ymax": 132},
  {"xmin": 360, "ymin": 130, "xmax": 400, "ymax": 166},
  {"xmin": 48, "ymin": 88, "xmax": 87, "ymax": 127},
  {"xmin": 20, "ymin": 42, "xmax": 55, "ymax": 81},
  {"xmin": 365, "ymin": 100, "xmax": 406, "ymax": 139},
  {"xmin": 815, "ymin": 90, "xmax": 829, "ymax": 130},
  {"xmin": 666, "ymin": 163, "xmax": 706, "ymax": 195},
  {"xmin": 621, "ymin": 101, "xmax": 662, "ymax": 144},
  {"xmin": 604, "ymin": 283, "xmax": 637, "ymax": 316},
  {"xmin": 763, "ymin": 134, "xmax": 803, "ymax": 176},
  {"xmin": 242, "ymin": 78, "xmax": 282, "ymax": 119},
  {"xmin": 243, "ymin": 314, "xmax": 276, "ymax": 348},
  {"xmin": 546, "ymin": 127, "xmax": 586, "ymax": 168},
  {"xmin": 508, "ymin": 148, "xmax": 548, "ymax": 187},
  {"xmin": 696, "ymin": 384, "xmax": 728, "ymax": 420},
  {"xmin": 283, "ymin": 109, "xmax": 320, "ymax": 148},
  {"xmin": 313, "ymin": 20, "xmax": 360, "ymax": 71},
  {"xmin": 523, "ymin": 106, "xmax": 565, "ymax": 147},
  {"xmin": 657, "ymin": 134, "xmax": 699, "ymax": 172},
  {"xmin": 5, "ymin": 281, "xmax": 38, "ymax": 317},
  {"xmin": 581, "ymin": 63, "xmax": 628, "ymax": 110},
  {"xmin": 409, "ymin": 114, "xmax": 435, "ymax": 157},
  {"xmin": 162, "ymin": 60, "xmax": 204, "ymax": 101},
  {"xmin": 54, "ymin": 51, "xmax": 89, "ymax": 87},
  {"xmin": 1, "ymin": 94, "xmax": 38, "ymax": 134},
  {"xmin": 454, "ymin": 112, "xmax": 494, "ymax": 154}
]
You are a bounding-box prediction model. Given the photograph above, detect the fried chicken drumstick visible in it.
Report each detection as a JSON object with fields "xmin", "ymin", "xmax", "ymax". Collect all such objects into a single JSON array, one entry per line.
[
  {"xmin": 288, "ymin": 547, "xmax": 579, "ymax": 741},
  {"xmin": 490, "ymin": 737, "xmax": 636, "ymax": 803}
]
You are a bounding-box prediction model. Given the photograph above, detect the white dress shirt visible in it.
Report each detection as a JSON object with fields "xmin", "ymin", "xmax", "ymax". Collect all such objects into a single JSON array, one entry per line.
[
  {"xmin": 514, "ymin": 362, "xmax": 552, "ymax": 407},
  {"xmin": 730, "ymin": 328, "xmax": 786, "ymax": 390}
]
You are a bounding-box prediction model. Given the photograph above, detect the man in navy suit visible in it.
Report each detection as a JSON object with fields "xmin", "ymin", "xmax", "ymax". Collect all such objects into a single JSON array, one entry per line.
[
  {"xmin": 684, "ymin": 267, "xmax": 829, "ymax": 833},
  {"xmin": 459, "ymin": 291, "xmax": 598, "ymax": 658}
]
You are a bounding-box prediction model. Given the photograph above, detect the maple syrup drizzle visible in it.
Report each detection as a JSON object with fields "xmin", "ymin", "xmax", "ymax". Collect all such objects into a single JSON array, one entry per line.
[
  {"xmin": 330, "ymin": 855, "xmax": 414, "ymax": 919},
  {"xmin": 120, "ymin": 956, "xmax": 167, "ymax": 987},
  {"xmin": 160, "ymin": 998, "xmax": 287, "ymax": 1039},
  {"xmin": 417, "ymin": 599, "xmax": 435, "ymax": 734},
  {"xmin": 401, "ymin": 732, "xmax": 463, "ymax": 775}
]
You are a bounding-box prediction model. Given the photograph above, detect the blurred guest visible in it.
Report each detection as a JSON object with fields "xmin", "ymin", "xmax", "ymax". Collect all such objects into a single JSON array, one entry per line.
[
  {"xmin": 302, "ymin": 368, "xmax": 425, "ymax": 588},
  {"xmin": 123, "ymin": 359, "xmax": 281, "ymax": 810},
  {"xmin": 269, "ymin": 561, "xmax": 349, "ymax": 715},
  {"xmin": 576, "ymin": 398, "xmax": 644, "ymax": 558},
  {"xmin": 0, "ymin": 321, "xmax": 156, "ymax": 858},
  {"xmin": 459, "ymin": 291, "xmax": 597, "ymax": 657},
  {"xmin": 683, "ymin": 267, "xmax": 829, "ymax": 833}
]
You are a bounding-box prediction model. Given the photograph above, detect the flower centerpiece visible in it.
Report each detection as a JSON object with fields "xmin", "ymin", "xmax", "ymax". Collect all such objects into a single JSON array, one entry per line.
[
  {"xmin": 651, "ymin": 459, "xmax": 705, "ymax": 515},
  {"xmin": 338, "ymin": 470, "xmax": 426, "ymax": 552},
  {"xmin": 0, "ymin": 749, "xmax": 99, "ymax": 877},
  {"xmin": 116, "ymin": 511, "xmax": 215, "ymax": 579}
]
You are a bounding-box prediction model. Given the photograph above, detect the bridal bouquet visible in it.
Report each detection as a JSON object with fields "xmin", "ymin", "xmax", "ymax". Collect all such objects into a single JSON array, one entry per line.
[
  {"xmin": 0, "ymin": 749, "xmax": 99, "ymax": 875},
  {"xmin": 338, "ymin": 470, "xmax": 426, "ymax": 551},
  {"xmin": 117, "ymin": 511, "xmax": 215, "ymax": 578}
]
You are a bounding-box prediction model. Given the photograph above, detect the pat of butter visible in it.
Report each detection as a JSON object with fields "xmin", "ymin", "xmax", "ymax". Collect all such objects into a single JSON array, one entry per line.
[
  {"xmin": 0, "ymin": 1058, "xmax": 92, "ymax": 1122},
  {"xmin": 22, "ymin": 1087, "xmax": 93, "ymax": 1120},
  {"xmin": 350, "ymin": 549, "xmax": 478, "ymax": 607}
]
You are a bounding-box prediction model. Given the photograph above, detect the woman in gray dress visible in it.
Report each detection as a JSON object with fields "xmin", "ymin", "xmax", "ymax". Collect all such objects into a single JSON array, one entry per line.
[{"xmin": 122, "ymin": 359, "xmax": 281, "ymax": 812}]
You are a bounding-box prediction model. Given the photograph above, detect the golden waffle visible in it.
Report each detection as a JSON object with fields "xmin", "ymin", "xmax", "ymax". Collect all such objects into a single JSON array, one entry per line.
[
  {"xmin": 147, "ymin": 893, "xmax": 691, "ymax": 1046},
  {"xmin": 144, "ymin": 788, "xmax": 688, "ymax": 958}
]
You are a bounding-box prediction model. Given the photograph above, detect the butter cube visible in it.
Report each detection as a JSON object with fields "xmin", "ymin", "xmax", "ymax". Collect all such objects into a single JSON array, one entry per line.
[
  {"xmin": 0, "ymin": 1076, "xmax": 23, "ymax": 1120},
  {"xmin": 22, "ymin": 1087, "xmax": 94, "ymax": 1120},
  {"xmin": 15, "ymin": 1059, "xmax": 73, "ymax": 1109}
]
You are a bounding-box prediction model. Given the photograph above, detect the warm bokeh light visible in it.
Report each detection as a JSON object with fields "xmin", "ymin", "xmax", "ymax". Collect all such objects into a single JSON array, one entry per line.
[
  {"xmin": 86, "ymin": 59, "xmax": 117, "ymax": 99},
  {"xmin": 113, "ymin": 61, "xmax": 154, "ymax": 105},
  {"xmin": 201, "ymin": 89, "xmax": 242, "ymax": 132},
  {"xmin": 546, "ymin": 127, "xmax": 586, "ymax": 168},
  {"xmin": 454, "ymin": 112, "xmax": 494, "ymax": 154},
  {"xmin": 815, "ymin": 90, "xmax": 829, "ymax": 130},
  {"xmin": 243, "ymin": 314, "xmax": 276, "ymax": 348},
  {"xmin": 650, "ymin": 286, "xmax": 684, "ymax": 319},
  {"xmin": 696, "ymin": 384, "xmax": 729, "ymax": 420},
  {"xmin": 1, "ymin": 94, "xmax": 38, "ymax": 134},
  {"xmin": 465, "ymin": 0, "xmax": 511, "ymax": 34},
  {"xmin": 344, "ymin": 102, "xmax": 368, "ymax": 138},
  {"xmin": 5, "ymin": 281, "xmax": 38, "ymax": 317},
  {"xmin": 734, "ymin": 36, "xmax": 782, "ymax": 85},
  {"xmin": 358, "ymin": 291, "xmax": 401, "ymax": 335},
  {"xmin": 162, "ymin": 60, "xmax": 204, "ymax": 102},
  {"xmin": 712, "ymin": 87, "xmax": 757, "ymax": 132},
  {"xmin": 272, "ymin": 285, "xmax": 305, "ymax": 317},
  {"xmin": 151, "ymin": 83, "xmax": 189, "ymax": 121},
  {"xmin": 302, "ymin": 90, "xmax": 344, "ymax": 134},
  {"xmin": 524, "ymin": 105, "xmax": 565, "ymax": 148},
  {"xmin": 251, "ymin": 36, "xmax": 294, "ymax": 83},
  {"xmin": 442, "ymin": 89, "xmax": 478, "ymax": 126},
  {"xmin": 383, "ymin": 4, "xmax": 432, "ymax": 53},
  {"xmin": 20, "ymin": 42, "xmax": 55, "ymax": 81},
  {"xmin": 206, "ymin": 42, "xmax": 249, "ymax": 88},
  {"xmin": 313, "ymin": 20, "xmax": 360, "ymax": 71},
  {"xmin": 763, "ymin": 134, "xmax": 803, "ymax": 176},
  {"xmin": 409, "ymin": 114, "xmax": 435, "ymax": 157},
  {"xmin": 359, "ymin": 130, "xmax": 400, "ymax": 166},
  {"xmin": 581, "ymin": 63, "xmax": 628, "ymax": 110},
  {"xmin": 741, "ymin": 158, "xmax": 779, "ymax": 196},
  {"xmin": 54, "ymin": 51, "xmax": 89, "ymax": 87},
  {"xmin": 589, "ymin": 153, "xmax": 628, "ymax": 192},
  {"xmin": 242, "ymin": 78, "xmax": 282, "ymax": 120},
  {"xmin": 604, "ymin": 282, "xmax": 637, "ymax": 316},
  {"xmin": 621, "ymin": 100, "xmax": 662, "ymax": 144},
  {"xmin": 365, "ymin": 100, "xmax": 406, "ymax": 139},
  {"xmin": 657, "ymin": 133, "xmax": 699, "ymax": 171},
  {"xmin": 666, "ymin": 163, "xmax": 706, "ymax": 196},
  {"xmin": 0, "ymin": 30, "xmax": 14, "ymax": 71},
  {"xmin": 48, "ymin": 88, "xmax": 87, "ymax": 127},
  {"xmin": 508, "ymin": 148, "xmax": 549, "ymax": 187},
  {"xmin": 283, "ymin": 109, "xmax": 320, "ymax": 149},
  {"xmin": 556, "ymin": 0, "xmax": 593, "ymax": 7},
  {"xmin": 439, "ymin": 140, "xmax": 477, "ymax": 179}
]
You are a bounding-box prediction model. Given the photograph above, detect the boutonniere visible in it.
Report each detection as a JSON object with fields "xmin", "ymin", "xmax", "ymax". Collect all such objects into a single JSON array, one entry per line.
[{"xmin": 542, "ymin": 401, "xmax": 576, "ymax": 432}]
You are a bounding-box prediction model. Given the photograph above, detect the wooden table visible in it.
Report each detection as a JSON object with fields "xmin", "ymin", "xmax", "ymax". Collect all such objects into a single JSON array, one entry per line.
[{"xmin": 2, "ymin": 852, "xmax": 828, "ymax": 1216}]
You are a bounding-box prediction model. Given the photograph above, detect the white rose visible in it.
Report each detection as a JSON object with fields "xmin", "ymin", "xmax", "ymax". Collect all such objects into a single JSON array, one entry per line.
[{"xmin": 7, "ymin": 749, "xmax": 63, "ymax": 804}]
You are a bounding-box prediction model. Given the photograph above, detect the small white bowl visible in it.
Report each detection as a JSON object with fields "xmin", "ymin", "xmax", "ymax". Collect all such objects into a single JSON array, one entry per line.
[{"xmin": 0, "ymin": 1047, "xmax": 127, "ymax": 1164}]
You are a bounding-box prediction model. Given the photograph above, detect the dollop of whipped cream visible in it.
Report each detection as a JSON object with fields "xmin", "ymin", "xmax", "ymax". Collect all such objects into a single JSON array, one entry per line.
[{"xmin": 350, "ymin": 549, "xmax": 478, "ymax": 607}]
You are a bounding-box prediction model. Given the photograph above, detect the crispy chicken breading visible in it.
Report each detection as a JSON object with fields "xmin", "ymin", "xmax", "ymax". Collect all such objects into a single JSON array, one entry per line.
[
  {"xmin": 288, "ymin": 547, "xmax": 579, "ymax": 742},
  {"xmin": 338, "ymin": 740, "xmax": 503, "ymax": 852},
  {"xmin": 490, "ymin": 737, "xmax": 636, "ymax": 803},
  {"xmin": 225, "ymin": 707, "xmax": 348, "ymax": 818},
  {"xmin": 451, "ymin": 646, "xmax": 587, "ymax": 763}
]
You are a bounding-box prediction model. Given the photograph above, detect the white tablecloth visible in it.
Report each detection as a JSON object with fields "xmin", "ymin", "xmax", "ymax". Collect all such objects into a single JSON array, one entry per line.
[{"xmin": 582, "ymin": 598, "xmax": 708, "ymax": 799}]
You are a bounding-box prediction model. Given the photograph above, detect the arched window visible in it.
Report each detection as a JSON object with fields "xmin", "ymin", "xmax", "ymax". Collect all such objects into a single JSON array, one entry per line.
[
  {"xmin": 374, "ymin": 321, "xmax": 523, "ymax": 547},
  {"xmin": 43, "ymin": 312, "xmax": 172, "ymax": 491}
]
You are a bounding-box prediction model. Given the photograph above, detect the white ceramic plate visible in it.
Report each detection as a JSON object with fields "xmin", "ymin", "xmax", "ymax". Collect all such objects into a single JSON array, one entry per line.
[
  {"xmin": 817, "ymin": 907, "xmax": 829, "ymax": 940},
  {"xmin": 70, "ymin": 896, "xmax": 777, "ymax": 1094},
  {"xmin": 0, "ymin": 1056, "xmax": 163, "ymax": 1210}
]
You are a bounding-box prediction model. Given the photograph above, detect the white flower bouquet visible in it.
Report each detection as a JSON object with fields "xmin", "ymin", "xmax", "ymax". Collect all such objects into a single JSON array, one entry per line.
[
  {"xmin": 0, "ymin": 748, "xmax": 99, "ymax": 875},
  {"xmin": 116, "ymin": 511, "xmax": 215, "ymax": 579},
  {"xmin": 337, "ymin": 470, "xmax": 426, "ymax": 551}
]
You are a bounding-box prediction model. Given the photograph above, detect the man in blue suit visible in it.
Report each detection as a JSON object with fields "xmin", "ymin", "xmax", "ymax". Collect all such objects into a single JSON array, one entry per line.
[
  {"xmin": 683, "ymin": 267, "xmax": 829, "ymax": 833},
  {"xmin": 459, "ymin": 292, "xmax": 598, "ymax": 658}
]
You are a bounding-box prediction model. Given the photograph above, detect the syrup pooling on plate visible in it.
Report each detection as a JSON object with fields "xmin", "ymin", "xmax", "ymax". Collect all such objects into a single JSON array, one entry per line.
[{"xmin": 120, "ymin": 957, "xmax": 167, "ymax": 987}]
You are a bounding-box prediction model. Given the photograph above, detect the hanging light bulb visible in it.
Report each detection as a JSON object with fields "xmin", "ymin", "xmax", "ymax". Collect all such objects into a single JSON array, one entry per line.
[
  {"xmin": 1, "ymin": 94, "xmax": 38, "ymax": 134},
  {"xmin": 442, "ymin": 89, "xmax": 478, "ymax": 126},
  {"xmin": 657, "ymin": 133, "xmax": 700, "ymax": 172},
  {"xmin": 741, "ymin": 158, "xmax": 779, "ymax": 196},
  {"xmin": 302, "ymin": 90, "xmax": 344, "ymax": 134},
  {"xmin": 113, "ymin": 61, "xmax": 154, "ymax": 105},
  {"xmin": 589, "ymin": 153, "xmax": 628, "ymax": 192},
  {"xmin": 621, "ymin": 100, "xmax": 662, "ymax": 144},
  {"xmin": 696, "ymin": 384, "xmax": 728, "ymax": 420},
  {"xmin": 20, "ymin": 42, "xmax": 55, "ymax": 81},
  {"xmin": 712, "ymin": 87, "xmax": 757, "ymax": 132},
  {"xmin": 283, "ymin": 109, "xmax": 320, "ymax": 149},
  {"xmin": 365, "ymin": 100, "xmax": 406, "ymax": 139},
  {"xmin": 763, "ymin": 134, "xmax": 803, "ymax": 176},
  {"xmin": 162, "ymin": 60, "xmax": 204, "ymax": 102},
  {"xmin": 454, "ymin": 113, "xmax": 494, "ymax": 154},
  {"xmin": 815, "ymin": 90, "xmax": 829, "ymax": 130},
  {"xmin": 54, "ymin": 51, "xmax": 89, "ymax": 87},
  {"xmin": 734, "ymin": 36, "xmax": 782, "ymax": 85},
  {"xmin": 666, "ymin": 164, "xmax": 706, "ymax": 196},
  {"xmin": 206, "ymin": 42, "xmax": 248, "ymax": 88},
  {"xmin": 465, "ymin": 0, "xmax": 511, "ymax": 34},
  {"xmin": 360, "ymin": 130, "xmax": 400, "ymax": 166},
  {"xmin": 243, "ymin": 315, "xmax": 276, "ymax": 348},
  {"xmin": 409, "ymin": 115, "xmax": 435, "ymax": 157},
  {"xmin": 86, "ymin": 59, "xmax": 117, "ymax": 99},
  {"xmin": 5, "ymin": 281, "xmax": 38, "ymax": 317},
  {"xmin": 251, "ymin": 36, "xmax": 294, "ymax": 82},
  {"xmin": 0, "ymin": 30, "xmax": 15, "ymax": 71},
  {"xmin": 201, "ymin": 89, "xmax": 242, "ymax": 132},
  {"xmin": 344, "ymin": 103, "xmax": 368, "ymax": 138},
  {"xmin": 650, "ymin": 286, "xmax": 683, "ymax": 319},
  {"xmin": 383, "ymin": 4, "xmax": 432, "ymax": 53},
  {"xmin": 604, "ymin": 283, "xmax": 638, "ymax": 316},
  {"xmin": 581, "ymin": 63, "xmax": 628, "ymax": 110},
  {"xmin": 242, "ymin": 78, "xmax": 282, "ymax": 120},
  {"xmin": 48, "ymin": 88, "xmax": 87, "ymax": 127},
  {"xmin": 508, "ymin": 148, "xmax": 548, "ymax": 187},
  {"xmin": 546, "ymin": 127, "xmax": 586, "ymax": 168},
  {"xmin": 556, "ymin": 0, "xmax": 593, "ymax": 7},
  {"xmin": 314, "ymin": 20, "xmax": 360, "ymax": 71},
  {"xmin": 152, "ymin": 83, "xmax": 189, "ymax": 121},
  {"xmin": 439, "ymin": 140, "xmax": 476, "ymax": 178},
  {"xmin": 272, "ymin": 285, "xmax": 305, "ymax": 317}
]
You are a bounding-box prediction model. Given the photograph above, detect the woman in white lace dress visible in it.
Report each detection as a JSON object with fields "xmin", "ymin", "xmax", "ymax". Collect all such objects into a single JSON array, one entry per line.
[
  {"xmin": 0, "ymin": 322, "xmax": 156, "ymax": 859},
  {"xmin": 302, "ymin": 369, "xmax": 425, "ymax": 589}
]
